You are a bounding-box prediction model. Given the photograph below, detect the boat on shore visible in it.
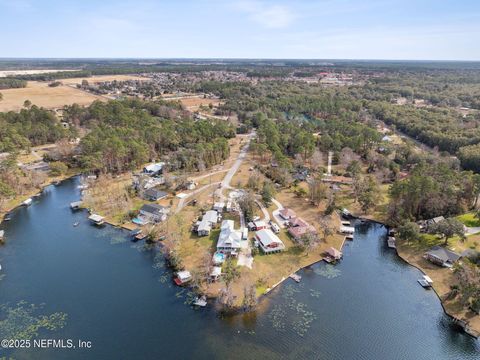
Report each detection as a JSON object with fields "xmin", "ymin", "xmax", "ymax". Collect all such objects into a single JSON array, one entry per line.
[
  {"xmin": 387, "ymin": 236, "xmax": 396, "ymax": 249},
  {"xmin": 193, "ymin": 295, "xmax": 207, "ymax": 307}
]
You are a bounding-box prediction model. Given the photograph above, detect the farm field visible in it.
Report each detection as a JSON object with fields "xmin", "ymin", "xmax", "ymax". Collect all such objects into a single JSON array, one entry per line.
[
  {"xmin": 0, "ymin": 75, "xmax": 148, "ymax": 112},
  {"xmin": 0, "ymin": 81, "xmax": 102, "ymax": 112}
]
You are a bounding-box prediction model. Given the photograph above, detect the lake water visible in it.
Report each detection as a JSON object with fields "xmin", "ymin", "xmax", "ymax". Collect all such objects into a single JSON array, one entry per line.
[{"xmin": 0, "ymin": 178, "xmax": 479, "ymax": 359}]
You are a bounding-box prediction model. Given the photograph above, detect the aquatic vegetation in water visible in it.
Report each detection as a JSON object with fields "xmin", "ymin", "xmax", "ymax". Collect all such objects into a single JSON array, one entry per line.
[
  {"xmin": 0, "ymin": 274, "xmax": 5, "ymax": 282},
  {"xmin": 0, "ymin": 301, "xmax": 67, "ymax": 340},
  {"xmin": 292, "ymin": 309, "xmax": 316, "ymax": 337},
  {"xmin": 110, "ymin": 235, "xmax": 127, "ymax": 245},
  {"xmin": 152, "ymin": 252, "xmax": 165, "ymax": 270},
  {"xmin": 282, "ymin": 284, "xmax": 301, "ymax": 299},
  {"xmin": 309, "ymin": 289, "xmax": 321, "ymax": 298},
  {"xmin": 268, "ymin": 305, "xmax": 286, "ymax": 331},
  {"xmin": 158, "ymin": 273, "xmax": 170, "ymax": 284},
  {"xmin": 130, "ymin": 242, "xmax": 155, "ymax": 253},
  {"xmin": 314, "ymin": 264, "xmax": 341, "ymax": 279}
]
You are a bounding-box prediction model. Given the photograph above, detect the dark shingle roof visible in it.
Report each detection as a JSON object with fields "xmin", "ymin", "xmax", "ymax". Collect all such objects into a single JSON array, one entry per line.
[
  {"xmin": 140, "ymin": 203, "xmax": 167, "ymax": 215},
  {"xmin": 426, "ymin": 246, "xmax": 461, "ymax": 263}
]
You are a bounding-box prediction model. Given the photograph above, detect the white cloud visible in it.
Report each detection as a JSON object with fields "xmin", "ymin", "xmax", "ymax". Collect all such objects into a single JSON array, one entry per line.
[{"xmin": 235, "ymin": 1, "xmax": 296, "ymax": 28}]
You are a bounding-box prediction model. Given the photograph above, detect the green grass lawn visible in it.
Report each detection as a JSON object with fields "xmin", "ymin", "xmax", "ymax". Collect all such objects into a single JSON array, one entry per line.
[{"xmin": 457, "ymin": 212, "xmax": 480, "ymax": 227}]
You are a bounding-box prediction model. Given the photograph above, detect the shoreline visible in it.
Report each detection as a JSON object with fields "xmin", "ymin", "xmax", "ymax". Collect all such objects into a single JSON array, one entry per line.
[
  {"xmin": 3, "ymin": 176, "xmax": 479, "ymax": 339},
  {"xmin": 1, "ymin": 172, "xmax": 79, "ymax": 221},
  {"xmin": 358, "ymin": 214, "xmax": 480, "ymax": 339},
  {"xmin": 394, "ymin": 245, "xmax": 480, "ymax": 338}
]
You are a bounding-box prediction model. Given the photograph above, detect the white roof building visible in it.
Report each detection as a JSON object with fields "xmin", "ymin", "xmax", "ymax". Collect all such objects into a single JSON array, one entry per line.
[
  {"xmin": 203, "ymin": 210, "xmax": 218, "ymax": 224},
  {"xmin": 213, "ymin": 202, "xmax": 225, "ymax": 212},
  {"xmin": 197, "ymin": 210, "xmax": 219, "ymax": 236},
  {"xmin": 255, "ymin": 229, "xmax": 285, "ymax": 254},
  {"xmin": 143, "ymin": 162, "xmax": 165, "ymax": 175},
  {"xmin": 216, "ymin": 220, "xmax": 242, "ymax": 254}
]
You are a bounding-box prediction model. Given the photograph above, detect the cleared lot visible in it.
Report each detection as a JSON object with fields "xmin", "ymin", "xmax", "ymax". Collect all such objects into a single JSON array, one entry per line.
[{"xmin": 0, "ymin": 81, "xmax": 102, "ymax": 112}]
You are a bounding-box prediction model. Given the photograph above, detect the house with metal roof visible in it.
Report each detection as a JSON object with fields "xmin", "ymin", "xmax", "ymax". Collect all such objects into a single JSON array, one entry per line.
[
  {"xmin": 197, "ymin": 210, "xmax": 219, "ymax": 236},
  {"xmin": 216, "ymin": 220, "xmax": 242, "ymax": 255},
  {"xmin": 255, "ymin": 229, "xmax": 285, "ymax": 254}
]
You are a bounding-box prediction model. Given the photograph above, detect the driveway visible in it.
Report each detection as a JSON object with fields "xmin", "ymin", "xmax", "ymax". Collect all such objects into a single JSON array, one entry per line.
[{"xmin": 271, "ymin": 198, "xmax": 287, "ymax": 228}]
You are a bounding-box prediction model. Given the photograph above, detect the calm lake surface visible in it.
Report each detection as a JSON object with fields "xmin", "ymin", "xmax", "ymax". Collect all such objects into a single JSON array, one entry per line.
[{"xmin": 0, "ymin": 178, "xmax": 479, "ymax": 359}]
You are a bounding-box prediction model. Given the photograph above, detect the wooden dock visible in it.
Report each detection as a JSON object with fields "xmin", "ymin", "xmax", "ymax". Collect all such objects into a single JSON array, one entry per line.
[{"xmin": 289, "ymin": 273, "xmax": 302, "ymax": 283}]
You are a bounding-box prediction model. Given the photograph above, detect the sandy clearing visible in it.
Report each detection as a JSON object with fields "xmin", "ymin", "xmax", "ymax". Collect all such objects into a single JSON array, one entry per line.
[{"xmin": 59, "ymin": 75, "xmax": 148, "ymax": 85}]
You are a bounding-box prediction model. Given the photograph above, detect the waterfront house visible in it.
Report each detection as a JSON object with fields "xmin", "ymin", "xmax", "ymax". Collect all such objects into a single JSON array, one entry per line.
[
  {"xmin": 279, "ymin": 208, "xmax": 297, "ymax": 220},
  {"xmin": 255, "ymin": 229, "xmax": 285, "ymax": 254},
  {"xmin": 424, "ymin": 246, "xmax": 461, "ymax": 267},
  {"xmin": 143, "ymin": 188, "xmax": 168, "ymax": 201},
  {"xmin": 288, "ymin": 217, "xmax": 317, "ymax": 241},
  {"xmin": 139, "ymin": 204, "xmax": 169, "ymax": 223},
  {"xmin": 216, "ymin": 220, "xmax": 242, "ymax": 255}
]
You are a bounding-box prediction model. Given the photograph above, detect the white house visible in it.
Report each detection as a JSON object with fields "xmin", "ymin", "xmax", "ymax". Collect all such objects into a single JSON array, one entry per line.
[
  {"xmin": 216, "ymin": 220, "xmax": 242, "ymax": 255},
  {"xmin": 139, "ymin": 204, "xmax": 169, "ymax": 223}
]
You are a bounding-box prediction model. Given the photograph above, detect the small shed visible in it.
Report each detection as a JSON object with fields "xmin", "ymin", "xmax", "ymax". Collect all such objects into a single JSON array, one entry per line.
[{"xmin": 174, "ymin": 270, "xmax": 192, "ymax": 285}]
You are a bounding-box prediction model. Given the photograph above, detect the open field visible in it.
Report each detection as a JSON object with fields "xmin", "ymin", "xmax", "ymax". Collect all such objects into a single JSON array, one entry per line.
[
  {"xmin": 0, "ymin": 81, "xmax": 103, "ymax": 112},
  {"xmin": 0, "ymin": 75, "xmax": 148, "ymax": 112},
  {"xmin": 162, "ymin": 95, "xmax": 222, "ymax": 111}
]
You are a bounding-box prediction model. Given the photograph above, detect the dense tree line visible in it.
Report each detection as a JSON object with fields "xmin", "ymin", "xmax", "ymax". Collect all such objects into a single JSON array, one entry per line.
[
  {"xmin": 62, "ymin": 99, "xmax": 235, "ymax": 173},
  {"xmin": 0, "ymin": 106, "xmax": 74, "ymax": 152},
  {"xmin": 0, "ymin": 78, "xmax": 27, "ymax": 89},
  {"xmin": 388, "ymin": 162, "xmax": 480, "ymax": 224}
]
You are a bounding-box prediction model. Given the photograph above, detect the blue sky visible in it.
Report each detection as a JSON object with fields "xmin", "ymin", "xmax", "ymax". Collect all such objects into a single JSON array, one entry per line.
[{"xmin": 1, "ymin": 0, "xmax": 479, "ymax": 60}]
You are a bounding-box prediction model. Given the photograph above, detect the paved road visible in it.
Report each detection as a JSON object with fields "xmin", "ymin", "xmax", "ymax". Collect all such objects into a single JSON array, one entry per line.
[
  {"xmin": 271, "ymin": 198, "xmax": 287, "ymax": 228},
  {"xmin": 255, "ymin": 199, "xmax": 271, "ymax": 222},
  {"xmin": 175, "ymin": 182, "xmax": 220, "ymax": 214},
  {"xmin": 190, "ymin": 169, "xmax": 228, "ymax": 182}
]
